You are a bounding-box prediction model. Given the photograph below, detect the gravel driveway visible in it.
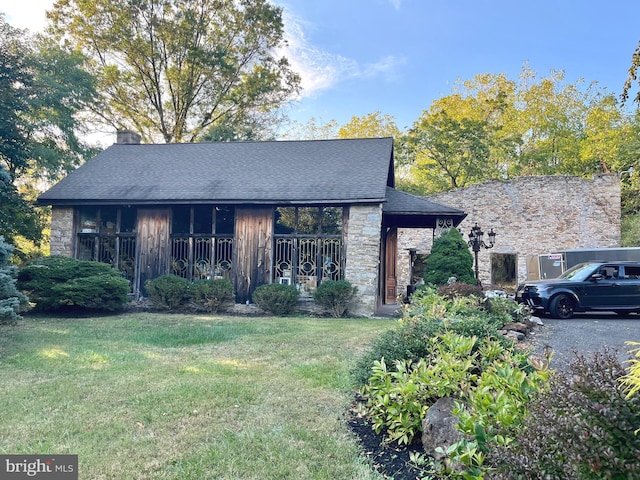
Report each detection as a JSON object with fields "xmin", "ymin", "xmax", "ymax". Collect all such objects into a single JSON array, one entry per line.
[{"xmin": 530, "ymin": 313, "xmax": 640, "ymax": 370}]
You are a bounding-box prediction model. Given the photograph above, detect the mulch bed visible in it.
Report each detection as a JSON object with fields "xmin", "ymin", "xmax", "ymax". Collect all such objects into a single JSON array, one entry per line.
[{"xmin": 346, "ymin": 397, "xmax": 425, "ymax": 480}]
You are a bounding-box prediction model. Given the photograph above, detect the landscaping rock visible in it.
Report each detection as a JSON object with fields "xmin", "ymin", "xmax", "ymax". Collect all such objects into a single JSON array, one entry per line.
[{"xmin": 421, "ymin": 397, "xmax": 463, "ymax": 460}]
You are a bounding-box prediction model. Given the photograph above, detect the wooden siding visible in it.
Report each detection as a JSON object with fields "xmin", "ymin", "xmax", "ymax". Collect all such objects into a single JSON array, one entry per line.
[
  {"xmin": 234, "ymin": 207, "xmax": 273, "ymax": 303},
  {"xmin": 136, "ymin": 209, "xmax": 170, "ymax": 295}
]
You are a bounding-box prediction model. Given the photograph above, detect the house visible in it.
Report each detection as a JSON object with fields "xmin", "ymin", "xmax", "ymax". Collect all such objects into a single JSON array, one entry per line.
[{"xmin": 38, "ymin": 132, "xmax": 466, "ymax": 316}]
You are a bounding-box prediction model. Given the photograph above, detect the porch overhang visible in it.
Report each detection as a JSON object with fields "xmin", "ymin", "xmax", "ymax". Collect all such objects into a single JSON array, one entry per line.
[{"xmin": 382, "ymin": 187, "xmax": 466, "ymax": 228}]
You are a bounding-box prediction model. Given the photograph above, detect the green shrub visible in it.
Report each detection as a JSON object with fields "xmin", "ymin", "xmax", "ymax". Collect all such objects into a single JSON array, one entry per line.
[
  {"xmin": 0, "ymin": 236, "xmax": 29, "ymax": 323},
  {"xmin": 145, "ymin": 275, "xmax": 191, "ymax": 309},
  {"xmin": 190, "ymin": 278, "xmax": 234, "ymax": 313},
  {"xmin": 360, "ymin": 332, "xmax": 547, "ymax": 450},
  {"xmin": 251, "ymin": 283, "xmax": 299, "ymax": 315},
  {"xmin": 492, "ymin": 348, "xmax": 640, "ymax": 479},
  {"xmin": 351, "ymin": 316, "xmax": 444, "ymax": 386},
  {"xmin": 313, "ymin": 280, "xmax": 357, "ymax": 317},
  {"xmin": 620, "ymin": 341, "xmax": 640, "ymax": 405},
  {"xmin": 17, "ymin": 256, "xmax": 130, "ymax": 311},
  {"xmin": 352, "ymin": 290, "xmax": 513, "ymax": 387},
  {"xmin": 423, "ymin": 228, "xmax": 475, "ymax": 286},
  {"xmin": 52, "ymin": 275, "xmax": 131, "ymax": 311}
]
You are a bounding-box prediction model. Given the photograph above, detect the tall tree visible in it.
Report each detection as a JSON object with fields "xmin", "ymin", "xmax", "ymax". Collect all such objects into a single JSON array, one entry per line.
[
  {"xmin": 404, "ymin": 66, "xmax": 630, "ymax": 194},
  {"xmin": 622, "ymin": 40, "xmax": 640, "ymax": 105},
  {"xmin": 0, "ymin": 15, "xmax": 98, "ymax": 256},
  {"xmin": 337, "ymin": 112, "xmax": 401, "ymax": 139},
  {"xmin": 47, "ymin": 0, "xmax": 301, "ymax": 143}
]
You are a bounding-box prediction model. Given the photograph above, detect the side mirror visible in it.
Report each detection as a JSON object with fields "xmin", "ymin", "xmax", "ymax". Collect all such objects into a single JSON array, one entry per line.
[{"xmin": 591, "ymin": 273, "xmax": 604, "ymax": 282}]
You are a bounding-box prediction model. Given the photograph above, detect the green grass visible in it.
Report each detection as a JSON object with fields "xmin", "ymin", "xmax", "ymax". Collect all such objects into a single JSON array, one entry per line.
[{"xmin": 0, "ymin": 313, "xmax": 394, "ymax": 479}]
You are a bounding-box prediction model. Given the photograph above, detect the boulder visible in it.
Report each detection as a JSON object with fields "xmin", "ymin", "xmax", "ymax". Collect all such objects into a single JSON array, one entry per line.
[{"xmin": 421, "ymin": 397, "xmax": 463, "ymax": 459}]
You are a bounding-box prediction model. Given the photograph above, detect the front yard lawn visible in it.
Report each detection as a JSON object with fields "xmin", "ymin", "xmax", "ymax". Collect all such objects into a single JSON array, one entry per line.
[{"xmin": 0, "ymin": 313, "xmax": 393, "ymax": 479}]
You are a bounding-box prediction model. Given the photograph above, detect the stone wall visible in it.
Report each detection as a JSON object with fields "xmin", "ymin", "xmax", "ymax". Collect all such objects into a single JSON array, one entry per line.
[
  {"xmin": 398, "ymin": 174, "xmax": 621, "ymax": 290},
  {"xmin": 50, "ymin": 207, "xmax": 74, "ymax": 257},
  {"xmin": 344, "ymin": 204, "xmax": 383, "ymax": 316}
]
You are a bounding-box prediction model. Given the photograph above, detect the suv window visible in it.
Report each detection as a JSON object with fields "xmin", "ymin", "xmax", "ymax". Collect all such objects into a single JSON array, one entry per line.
[{"xmin": 622, "ymin": 265, "xmax": 640, "ymax": 279}]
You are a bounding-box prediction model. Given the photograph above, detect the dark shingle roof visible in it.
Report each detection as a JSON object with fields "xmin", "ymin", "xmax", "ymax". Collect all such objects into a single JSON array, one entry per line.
[
  {"xmin": 383, "ymin": 187, "xmax": 466, "ymax": 228},
  {"xmin": 38, "ymin": 138, "xmax": 395, "ymax": 205}
]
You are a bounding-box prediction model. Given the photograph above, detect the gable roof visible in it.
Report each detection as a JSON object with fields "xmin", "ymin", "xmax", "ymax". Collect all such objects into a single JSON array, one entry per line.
[
  {"xmin": 38, "ymin": 138, "xmax": 395, "ymax": 206},
  {"xmin": 383, "ymin": 187, "xmax": 466, "ymax": 228}
]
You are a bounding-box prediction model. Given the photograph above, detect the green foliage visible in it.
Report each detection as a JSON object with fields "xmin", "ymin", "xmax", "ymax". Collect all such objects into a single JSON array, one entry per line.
[
  {"xmin": 0, "ymin": 236, "xmax": 29, "ymax": 323},
  {"xmin": 17, "ymin": 255, "xmax": 129, "ymax": 311},
  {"xmin": 360, "ymin": 332, "xmax": 547, "ymax": 451},
  {"xmin": 312, "ymin": 280, "xmax": 357, "ymax": 317},
  {"xmin": 405, "ymin": 66, "xmax": 634, "ymax": 197},
  {"xmin": 251, "ymin": 283, "xmax": 300, "ymax": 316},
  {"xmin": 190, "ymin": 278, "xmax": 234, "ymax": 313},
  {"xmin": 145, "ymin": 275, "xmax": 191, "ymax": 310},
  {"xmin": 444, "ymin": 348, "xmax": 549, "ymax": 478},
  {"xmin": 352, "ymin": 288, "xmax": 513, "ymax": 386},
  {"xmin": 423, "ymin": 229, "xmax": 475, "ymax": 286},
  {"xmin": 47, "ymin": 0, "xmax": 300, "ymax": 143},
  {"xmin": 0, "ymin": 16, "xmax": 97, "ymax": 256},
  {"xmin": 622, "ymin": 40, "xmax": 640, "ymax": 105},
  {"xmin": 493, "ymin": 349, "xmax": 640, "ymax": 479},
  {"xmin": 620, "ymin": 341, "xmax": 640, "ymax": 426},
  {"xmin": 621, "ymin": 211, "xmax": 640, "ymax": 247}
]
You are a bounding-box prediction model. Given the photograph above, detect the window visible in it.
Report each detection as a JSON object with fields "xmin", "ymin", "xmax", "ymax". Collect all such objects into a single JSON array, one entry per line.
[
  {"xmin": 623, "ymin": 265, "xmax": 640, "ymax": 279},
  {"xmin": 273, "ymin": 206, "xmax": 344, "ymax": 296},
  {"xmin": 170, "ymin": 206, "xmax": 235, "ymax": 281},
  {"xmin": 75, "ymin": 206, "xmax": 137, "ymax": 285}
]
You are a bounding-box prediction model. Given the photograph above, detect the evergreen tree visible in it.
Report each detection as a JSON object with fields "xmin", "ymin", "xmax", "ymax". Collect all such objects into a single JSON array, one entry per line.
[
  {"xmin": 0, "ymin": 236, "xmax": 29, "ymax": 324},
  {"xmin": 423, "ymin": 228, "xmax": 475, "ymax": 286}
]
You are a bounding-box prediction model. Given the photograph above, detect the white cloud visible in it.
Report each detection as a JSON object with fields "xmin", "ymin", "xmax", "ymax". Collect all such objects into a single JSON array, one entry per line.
[
  {"xmin": 278, "ymin": 9, "xmax": 404, "ymax": 99},
  {"xmin": 0, "ymin": 0, "xmax": 53, "ymax": 32},
  {"xmin": 387, "ymin": 0, "xmax": 402, "ymax": 9}
]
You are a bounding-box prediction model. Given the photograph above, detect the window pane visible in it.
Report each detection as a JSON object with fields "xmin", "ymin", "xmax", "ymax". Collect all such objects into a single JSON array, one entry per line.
[
  {"xmin": 120, "ymin": 207, "xmax": 137, "ymax": 233},
  {"xmin": 321, "ymin": 207, "xmax": 342, "ymax": 235},
  {"xmin": 297, "ymin": 207, "xmax": 319, "ymax": 234},
  {"xmin": 79, "ymin": 207, "xmax": 98, "ymax": 233},
  {"xmin": 100, "ymin": 207, "xmax": 117, "ymax": 234},
  {"xmin": 215, "ymin": 206, "xmax": 235, "ymax": 234},
  {"xmin": 194, "ymin": 205, "xmax": 213, "ymax": 234},
  {"xmin": 275, "ymin": 207, "xmax": 295, "ymax": 234},
  {"xmin": 172, "ymin": 206, "xmax": 190, "ymax": 234}
]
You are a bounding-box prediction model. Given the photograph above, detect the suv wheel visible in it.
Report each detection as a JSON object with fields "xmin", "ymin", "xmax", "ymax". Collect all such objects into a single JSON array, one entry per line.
[{"xmin": 550, "ymin": 294, "xmax": 575, "ymax": 319}]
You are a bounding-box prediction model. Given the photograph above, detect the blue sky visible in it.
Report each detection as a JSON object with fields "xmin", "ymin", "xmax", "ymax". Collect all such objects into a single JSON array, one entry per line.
[{"xmin": 2, "ymin": 0, "xmax": 640, "ymax": 135}]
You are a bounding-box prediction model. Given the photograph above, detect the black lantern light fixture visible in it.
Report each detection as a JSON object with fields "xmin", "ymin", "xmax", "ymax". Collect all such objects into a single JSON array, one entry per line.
[{"xmin": 467, "ymin": 223, "xmax": 496, "ymax": 285}]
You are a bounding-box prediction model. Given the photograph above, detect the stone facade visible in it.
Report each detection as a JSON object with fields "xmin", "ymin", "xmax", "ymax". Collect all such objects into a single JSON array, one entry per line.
[
  {"xmin": 398, "ymin": 174, "xmax": 621, "ymax": 290},
  {"xmin": 50, "ymin": 207, "xmax": 74, "ymax": 257},
  {"xmin": 344, "ymin": 204, "xmax": 383, "ymax": 317}
]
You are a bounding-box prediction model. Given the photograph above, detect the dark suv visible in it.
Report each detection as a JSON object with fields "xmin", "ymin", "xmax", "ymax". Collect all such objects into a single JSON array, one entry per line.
[{"xmin": 515, "ymin": 261, "xmax": 640, "ymax": 319}]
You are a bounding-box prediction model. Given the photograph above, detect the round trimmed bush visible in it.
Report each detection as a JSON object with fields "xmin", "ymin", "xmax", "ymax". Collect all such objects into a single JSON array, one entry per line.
[
  {"xmin": 190, "ymin": 278, "xmax": 234, "ymax": 313},
  {"xmin": 145, "ymin": 274, "xmax": 190, "ymax": 309},
  {"xmin": 251, "ymin": 283, "xmax": 299, "ymax": 315},
  {"xmin": 313, "ymin": 280, "xmax": 357, "ymax": 317}
]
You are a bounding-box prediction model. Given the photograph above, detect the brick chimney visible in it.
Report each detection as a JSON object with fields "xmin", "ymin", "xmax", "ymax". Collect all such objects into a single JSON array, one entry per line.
[{"xmin": 116, "ymin": 130, "xmax": 142, "ymax": 145}]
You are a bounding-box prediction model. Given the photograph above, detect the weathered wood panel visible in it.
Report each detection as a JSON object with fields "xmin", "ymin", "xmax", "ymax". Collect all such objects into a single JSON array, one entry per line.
[
  {"xmin": 385, "ymin": 228, "xmax": 397, "ymax": 303},
  {"xmin": 136, "ymin": 209, "xmax": 170, "ymax": 295},
  {"xmin": 234, "ymin": 207, "xmax": 273, "ymax": 303}
]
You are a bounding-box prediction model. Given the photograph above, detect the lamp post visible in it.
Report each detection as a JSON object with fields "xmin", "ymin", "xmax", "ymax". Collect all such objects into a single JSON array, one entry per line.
[{"xmin": 467, "ymin": 223, "xmax": 496, "ymax": 286}]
